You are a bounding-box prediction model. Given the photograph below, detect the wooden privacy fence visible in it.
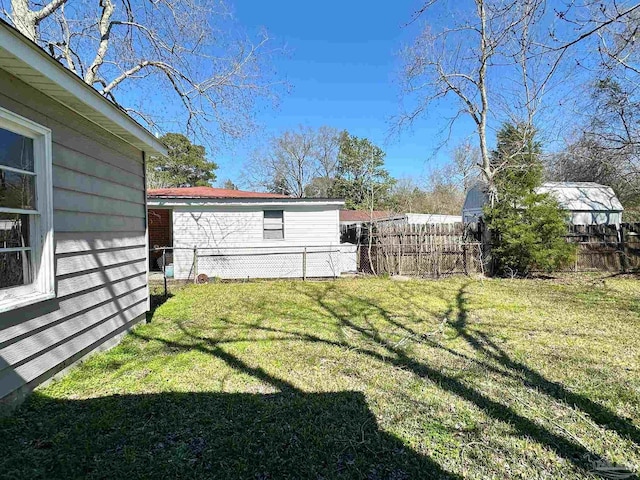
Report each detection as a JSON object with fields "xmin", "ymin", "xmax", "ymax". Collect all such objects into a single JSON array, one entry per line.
[
  {"xmin": 348, "ymin": 221, "xmax": 640, "ymax": 277},
  {"xmin": 565, "ymin": 223, "xmax": 640, "ymax": 272},
  {"xmin": 359, "ymin": 223, "xmax": 482, "ymax": 277}
]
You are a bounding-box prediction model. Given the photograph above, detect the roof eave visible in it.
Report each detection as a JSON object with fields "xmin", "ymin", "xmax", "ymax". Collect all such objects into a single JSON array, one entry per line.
[
  {"xmin": 0, "ymin": 20, "xmax": 167, "ymax": 156},
  {"xmin": 147, "ymin": 196, "xmax": 345, "ymax": 205}
]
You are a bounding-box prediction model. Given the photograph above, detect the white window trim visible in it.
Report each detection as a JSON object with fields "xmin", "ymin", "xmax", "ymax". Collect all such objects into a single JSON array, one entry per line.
[
  {"xmin": 0, "ymin": 106, "xmax": 55, "ymax": 314},
  {"xmin": 263, "ymin": 210, "xmax": 285, "ymax": 240}
]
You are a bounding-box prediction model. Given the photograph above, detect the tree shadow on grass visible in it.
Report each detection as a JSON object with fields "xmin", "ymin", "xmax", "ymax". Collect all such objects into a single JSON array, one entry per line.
[
  {"xmin": 5, "ymin": 281, "xmax": 637, "ymax": 479},
  {"xmin": 141, "ymin": 281, "xmax": 638, "ymax": 476},
  {"xmin": 357, "ymin": 280, "xmax": 640, "ymax": 449},
  {"xmin": 445, "ymin": 283, "xmax": 640, "ymax": 447},
  {"xmin": 2, "ymin": 317, "xmax": 461, "ymax": 479},
  {"xmin": 1, "ymin": 390, "xmax": 457, "ymax": 480},
  {"xmin": 290, "ymin": 283, "xmax": 637, "ymax": 477}
]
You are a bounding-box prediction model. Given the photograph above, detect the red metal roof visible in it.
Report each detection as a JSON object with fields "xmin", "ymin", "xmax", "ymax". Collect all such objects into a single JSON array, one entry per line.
[
  {"xmin": 147, "ymin": 186, "xmax": 289, "ymax": 199},
  {"xmin": 339, "ymin": 209, "xmax": 392, "ymax": 222}
]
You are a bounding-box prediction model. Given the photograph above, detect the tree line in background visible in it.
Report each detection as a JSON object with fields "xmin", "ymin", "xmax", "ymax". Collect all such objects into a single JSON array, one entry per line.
[
  {"xmin": 242, "ymin": 125, "xmax": 479, "ymax": 214},
  {"xmin": 15, "ymin": 0, "xmax": 635, "ymax": 276},
  {"xmin": 8, "ymin": 0, "xmax": 638, "ymax": 222},
  {"xmin": 146, "ymin": 125, "xmax": 473, "ymax": 215}
]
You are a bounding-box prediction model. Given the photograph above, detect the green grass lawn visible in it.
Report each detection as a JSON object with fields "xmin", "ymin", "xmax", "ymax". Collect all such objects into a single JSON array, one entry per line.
[{"xmin": 2, "ymin": 276, "xmax": 640, "ymax": 479}]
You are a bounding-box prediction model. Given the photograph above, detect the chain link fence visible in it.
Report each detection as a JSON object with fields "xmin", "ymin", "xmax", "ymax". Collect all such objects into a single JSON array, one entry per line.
[
  {"xmin": 149, "ymin": 245, "xmax": 355, "ymax": 284},
  {"xmin": 196, "ymin": 246, "xmax": 344, "ymax": 280}
]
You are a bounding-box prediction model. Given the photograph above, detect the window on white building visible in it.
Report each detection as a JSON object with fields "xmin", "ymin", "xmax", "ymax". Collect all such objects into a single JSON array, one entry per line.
[
  {"xmin": 0, "ymin": 107, "xmax": 54, "ymax": 313},
  {"xmin": 263, "ymin": 210, "xmax": 284, "ymax": 240}
]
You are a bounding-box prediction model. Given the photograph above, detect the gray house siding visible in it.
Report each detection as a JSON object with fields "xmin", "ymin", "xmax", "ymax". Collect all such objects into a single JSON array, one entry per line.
[{"xmin": 0, "ymin": 68, "xmax": 148, "ymax": 406}]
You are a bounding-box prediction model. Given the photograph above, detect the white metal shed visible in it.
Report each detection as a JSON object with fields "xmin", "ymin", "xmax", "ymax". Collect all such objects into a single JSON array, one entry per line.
[{"xmin": 462, "ymin": 181, "xmax": 624, "ymax": 226}]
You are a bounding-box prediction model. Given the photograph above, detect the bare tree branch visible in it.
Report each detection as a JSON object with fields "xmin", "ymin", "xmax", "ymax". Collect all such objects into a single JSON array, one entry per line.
[
  {"xmin": 6, "ymin": 0, "xmax": 284, "ymax": 147},
  {"xmin": 84, "ymin": 0, "xmax": 115, "ymax": 86},
  {"xmin": 33, "ymin": 0, "xmax": 66, "ymax": 21},
  {"xmin": 244, "ymin": 126, "xmax": 341, "ymax": 197},
  {"xmin": 397, "ymin": 0, "xmax": 639, "ymax": 204}
]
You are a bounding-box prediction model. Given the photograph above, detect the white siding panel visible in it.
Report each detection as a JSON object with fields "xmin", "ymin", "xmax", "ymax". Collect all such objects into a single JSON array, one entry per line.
[
  {"xmin": 0, "ymin": 69, "xmax": 148, "ymax": 405},
  {"xmin": 52, "ymin": 143, "xmax": 144, "ymax": 189},
  {"xmin": 55, "ymin": 232, "xmax": 145, "ymax": 255},
  {"xmin": 173, "ymin": 206, "xmax": 339, "ymax": 248},
  {"xmin": 0, "ymin": 304, "xmax": 147, "ymax": 395},
  {"xmin": 0, "ymin": 279, "xmax": 148, "ymax": 345},
  {"xmin": 173, "ymin": 208, "xmax": 263, "ymax": 247},
  {"xmin": 56, "ymin": 247, "xmax": 147, "ymax": 276},
  {"xmin": 57, "ymin": 264, "xmax": 146, "ymax": 298},
  {"xmin": 0, "ymin": 291, "xmax": 146, "ymax": 368},
  {"xmin": 53, "ymin": 165, "xmax": 145, "ymax": 205},
  {"xmin": 54, "ymin": 188, "xmax": 145, "ymax": 218},
  {"xmin": 54, "ymin": 211, "xmax": 145, "ymax": 233},
  {"xmin": 171, "ymin": 205, "xmax": 341, "ymax": 279}
]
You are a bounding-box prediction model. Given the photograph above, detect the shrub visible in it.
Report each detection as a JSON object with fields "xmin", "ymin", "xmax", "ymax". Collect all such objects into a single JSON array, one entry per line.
[{"xmin": 484, "ymin": 123, "xmax": 575, "ymax": 276}]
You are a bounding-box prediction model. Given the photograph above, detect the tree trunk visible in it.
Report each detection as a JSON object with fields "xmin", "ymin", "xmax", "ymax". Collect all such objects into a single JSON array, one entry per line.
[
  {"xmin": 11, "ymin": 0, "xmax": 37, "ymax": 41},
  {"xmin": 476, "ymin": 0, "xmax": 496, "ymax": 206}
]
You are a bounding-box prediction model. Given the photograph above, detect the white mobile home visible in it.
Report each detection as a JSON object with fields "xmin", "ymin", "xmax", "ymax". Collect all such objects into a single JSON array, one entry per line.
[
  {"xmin": 148, "ymin": 187, "xmax": 347, "ymax": 279},
  {"xmin": 0, "ymin": 20, "xmax": 165, "ymax": 407},
  {"xmin": 462, "ymin": 182, "xmax": 624, "ymax": 226}
]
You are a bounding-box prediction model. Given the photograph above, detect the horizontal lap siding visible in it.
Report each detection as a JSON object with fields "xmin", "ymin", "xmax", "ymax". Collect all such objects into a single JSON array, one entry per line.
[
  {"xmin": 173, "ymin": 209, "xmax": 263, "ymax": 247},
  {"xmin": 0, "ymin": 69, "xmax": 147, "ymax": 405},
  {"xmin": 283, "ymin": 208, "xmax": 339, "ymax": 245},
  {"xmin": 171, "ymin": 206, "xmax": 340, "ymax": 280}
]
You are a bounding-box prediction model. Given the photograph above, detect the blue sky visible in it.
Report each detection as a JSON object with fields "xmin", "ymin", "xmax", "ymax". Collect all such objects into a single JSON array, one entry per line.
[{"xmin": 215, "ymin": 0, "xmax": 467, "ymax": 186}]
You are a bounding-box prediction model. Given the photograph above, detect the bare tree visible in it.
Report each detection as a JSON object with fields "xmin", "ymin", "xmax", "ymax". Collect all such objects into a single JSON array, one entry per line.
[
  {"xmin": 244, "ymin": 126, "xmax": 340, "ymax": 197},
  {"xmin": 388, "ymin": 176, "xmax": 465, "ymax": 216},
  {"xmin": 546, "ymin": 3, "xmax": 640, "ymax": 212},
  {"xmin": 315, "ymin": 125, "xmax": 341, "ymax": 178},
  {"xmin": 4, "ymin": 0, "xmax": 282, "ymax": 143},
  {"xmin": 449, "ymin": 140, "xmax": 481, "ymax": 192},
  {"xmin": 398, "ymin": 0, "xmax": 640, "ymax": 202},
  {"xmin": 399, "ymin": 1, "xmax": 500, "ymax": 200},
  {"xmin": 597, "ymin": 8, "xmax": 640, "ymax": 78}
]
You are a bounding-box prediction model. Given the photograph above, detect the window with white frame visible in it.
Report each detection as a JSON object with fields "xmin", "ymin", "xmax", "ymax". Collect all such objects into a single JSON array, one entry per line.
[
  {"xmin": 263, "ymin": 210, "xmax": 284, "ymax": 240},
  {"xmin": 0, "ymin": 107, "xmax": 54, "ymax": 313}
]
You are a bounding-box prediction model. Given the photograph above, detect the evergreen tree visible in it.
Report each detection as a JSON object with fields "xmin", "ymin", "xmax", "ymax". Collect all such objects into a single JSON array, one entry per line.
[
  {"xmin": 222, "ymin": 179, "xmax": 238, "ymax": 190},
  {"xmin": 484, "ymin": 123, "xmax": 574, "ymax": 276},
  {"xmin": 147, "ymin": 133, "xmax": 217, "ymax": 188},
  {"xmin": 328, "ymin": 132, "xmax": 395, "ymax": 210}
]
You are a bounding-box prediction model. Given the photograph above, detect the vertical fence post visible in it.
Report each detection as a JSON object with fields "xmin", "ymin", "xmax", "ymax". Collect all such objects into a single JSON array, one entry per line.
[
  {"xmin": 302, "ymin": 247, "xmax": 307, "ymax": 281},
  {"xmin": 463, "ymin": 242, "xmax": 468, "ymax": 276},
  {"xmin": 162, "ymin": 248, "xmax": 168, "ymax": 299},
  {"xmin": 193, "ymin": 245, "xmax": 198, "ymax": 284},
  {"xmin": 619, "ymin": 224, "xmax": 628, "ymax": 273}
]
